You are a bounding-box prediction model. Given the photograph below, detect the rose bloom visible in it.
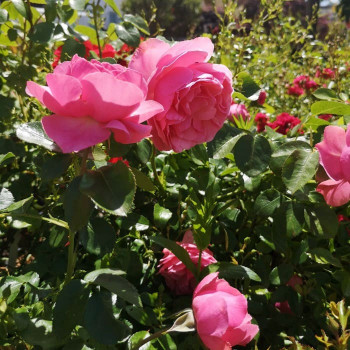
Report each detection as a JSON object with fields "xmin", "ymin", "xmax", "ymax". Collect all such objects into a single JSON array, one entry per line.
[
  {"xmin": 229, "ymin": 103, "xmax": 250, "ymax": 122},
  {"xmin": 292, "ymin": 75, "xmax": 317, "ymax": 91},
  {"xmin": 158, "ymin": 231, "xmax": 217, "ymax": 295},
  {"xmin": 129, "ymin": 37, "xmax": 233, "ymax": 152},
  {"xmin": 315, "ymin": 124, "xmax": 350, "ymax": 206},
  {"xmin": 26, "ymin": 55, "xmax": 163, "ymax": 153},
  {"xmin": 287, "ymin": 84, "xmax": 304, "ymax": 96},
  {"xmin": 318, "ymin": 114, "xmax": 332, "ymax": 121},
  {"xmin": 316, "ymin": 67, "xmax": 335, "ymax": 79},
  {"xmin": 275, "ymin": 275, "xmax": 303, "ymax": 315},
  {"xmin": 192, "ymin": 273, "xmax": 259, "ymax": 349},
  {"xmin": 254, "ymin": 112, "xmax": 269, "ymax": 132},
  {"xmin": 52, "ymin": 40, "xmax": 116, "ymax": 68},
  {"xmin": 267, "ymin": 112, "xmax": 302, "ymax": 135},
  {"xmin": 257, "ymin": 90, "xmax": 267, "ymax": 105}
]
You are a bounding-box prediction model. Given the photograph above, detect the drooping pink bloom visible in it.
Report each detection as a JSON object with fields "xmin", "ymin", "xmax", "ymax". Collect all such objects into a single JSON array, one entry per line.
[
  {"xmin": 129, "ymin": 37, "xmax": 233, "ymax": 152},
  {"xmin": 267, "ymin": 112, "xmax": 302, "ymax": 135},
  {"xmin": 257, "ymin": 90, "xmax": 267, "ymax": 105},
  {"xmin": 275, "ymin": 275, "xmax": 303, "ymax": 315},
  {"xmin": 158, "ymin": 231, "xmax": 217, "ymax": 295},
  {"xmin": 287, "ymin": 84, "xmax": 304, "ymax": 96},
  {"xmin": 315, "ymin": 125, "xmax": 350, "ymax": 206},
  {"xmin": 26, "ymin": 55, "xmax": 163, "ymax": 153},
  {"xmin": 192, "ymin": 273, "xmax": 259, "ymax": 349},
  {"xmin": 254, "ymin": 112, "xmax": 269, "ymax": 132},
  {"xmin": 229, "ymin": 103, "xmax": 250, "ymax": 122}
]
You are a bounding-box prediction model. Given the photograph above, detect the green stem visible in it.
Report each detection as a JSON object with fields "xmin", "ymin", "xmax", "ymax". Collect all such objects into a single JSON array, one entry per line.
[
  {"xmin": 64, "ymin": 230, "xmax": 77, "ymax": 284},
  {"xmin": 131, "ymin": 327, "xmax": 170, "ymax": 350},
  {"xmin": 197, "ymin": 249, "xmax": 203, "ymax": 279},
  {"xmin": 150, "ymin": 145, "xmax": 166, "ymax": 196},
  {"xmin": 92, "ymin": 0, "xmax": 102, "ymax": 58}
]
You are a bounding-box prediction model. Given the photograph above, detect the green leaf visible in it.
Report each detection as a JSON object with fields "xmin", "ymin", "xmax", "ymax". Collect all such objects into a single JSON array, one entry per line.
[
  {"xmin": 309, "ymin": 248, "xmax": 342, "ymax": 267},
  {"xmin": 270, "ymin": 141, "xmax": 312, "ymax": 174},
  {"xmin": 74, "ymin": 24, "xmax": 97, "ymax": 44},
  {"xmin": 304, "ymin": 116, "xmax": 330, "ymax": 130},
  {"xmin": 154, "ymin": 203, "xmax": 172, "ymax": 229},
  {"xmin": 128, "ymin": 331, "xmax": 155, "ymax": 350},
  {"xmin": 16, "ymin": 122, "xmax": 61, "ymax": 152},
  {"xmin": 28, "ymin": 22, "xmax": 55, "ymax": 43},
  {"xmin": 311, "ymin": 101, "xmax": 350, "ymax": 116},
  {"xmin": 12, "ymin": 0, "xmax": 27, "ymax": 18},
  {"xmin": 5, "ymin": 196, "xmax": 33, "ymax": 213},
  {"xmin": 64, "ymin": 176, "xmax": 94, "ymax": 232},
  {"xmin": 125, "ymin": 306, "xmax": 157, "ymax": 326},
  {"xmin": 0, "ymin": 152, "xmax": 15, "ymax": 166},
  {"xmin": 84, "ymin": 268, "xmax": 141, "ymax": 306},
  {"xmin": 312, "ymin": 88, "xmax": 338, "ymax": 100},
  {"xmin": 254, "ymin": 189, "xmax": 281, "ymax": 217},
  {"xmin": 40, "ymin": 154, "xmax": 72, "ymax": 182},
  {"xmin": 105, "ymin": 0, "xmax": 122, "ymax": 17},
  {"xmin": 121, "ymin": 213, "xmax": 150, "ymax": 231},
  {"xmin": 61, "ymin": 38, "xmax": 86, "ymax": 61},
  {"xmin": 136, "ymin": 139, "xmax": 152, "ymax": 164},
  {"xmin": 150, "ymin": 236, "xmax": 197, "ymax": 278},
  {"xmin": 80, "ymin": 218, "xmax": 116, "ymax": 256},
  {"xmin": 237, "ymin": 71, "xmax": 261, "ymax": 99},
  {"xmin": 273, "ymin": 202, "xmax": 304, "ymax": 238},
  {"xmin": 84, "ymin": 292, "xmax": 131, "ymax": 345},
  {"xmin": 269, "ymin": 264, "xmax": 294, "ymax": 285},
  {"xmin": 0, "ymin": 188, "xmax": 14, "ymax": 211},
  {"xmin": 131, "ymin": 167, "xmax": 156, "ymax": 192},
  {"xmin": 115, "ymin": 22, "xmax": 140, "ymax": 47},
  {"xmin": 45, "ymin": 0, "xmax": 57, "ymax": 22},
  {"xmin": 57, "ymin": 5, "xmax": 74, "ymax": 22},
  {"xmin": 206, "ymin": 262, "xmax": 261, "ymax": 282},
  {"xmin": 80, "ymin": 162, "xmax": 136, "ymax": 216},
  {"xmin": 123, "ymin": 14, "xmax": 150, "ymax": 35},
  {"xmin": 282, "ymin": 149, "xmax": 319, "ymax": 193},
  {"xmin": 53, "ymin": 279, "xmax": 89, "ymax": 339},
  {"xmin": 207, "ymin": 123, "xmax": 242, "ymax": 159},
  {"xmin": 234, "ymin": 134, "xmax": 271, "ymax": 177},
  {"xmin": 69, "ymin": 0, "xmax": 86, "ymax": 11},
  {"xmin": 7, "ymin": 28, "xmax": 17, "ymax": 41},
  {"xmin": 0, "ymin": 9, "xmax": 9, "ymax": 23}
]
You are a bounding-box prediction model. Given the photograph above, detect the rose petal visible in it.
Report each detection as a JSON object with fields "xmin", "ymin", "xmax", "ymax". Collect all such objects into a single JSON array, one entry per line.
[
  {"xmin": 42, "ymin": 115, "xmax": 110, "ymax": 153},
  {"xmin": 315, "ymin": 125, "xmax": 346, "ymax": 181},
  {"xmin": 81, "ymin": 72, "xmax": 144, "ymax": 122},
  {"xmin": 107, "ymin": 119, "xmax": 152, "ymax": 144},
  {"xmin": 317, "ymin": 179, "xmax": 350, "ymax": 207},
  {"xmin": 129, "ymin": 38, "xmax": 170, "ymax": 82},
  {"xmin": 130, "ymin": 100, "xmax": 164, "ymax": 123}
]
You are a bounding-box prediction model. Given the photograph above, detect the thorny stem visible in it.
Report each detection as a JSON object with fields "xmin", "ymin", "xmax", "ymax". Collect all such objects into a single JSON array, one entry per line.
[
  {"xmin": 92, "ymin": 0, "xmax": 102, "ymax": 58},
  {"xmin": 151, "ymin": 144, "xmax": 166, "ymax": 196},
  {"xmin": 131, "ymin": 327, "xmax": 170, "ymax": 350}
]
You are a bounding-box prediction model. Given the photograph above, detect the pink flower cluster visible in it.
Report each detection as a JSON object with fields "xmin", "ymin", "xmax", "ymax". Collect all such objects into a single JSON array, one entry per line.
[
  {"xmin": 27, "ymin": 37, "xmax": 233, "ymax": 154},
  {"xmin": 255, "ymin": 112, "xmax": 302, "ymax": 135},
  {"xmin": 315, "ymin": 125, "xmax": 350, "ymax": 207},
  {"xmin": 287, "ymin": 75, "xmax": 318, "ymax": 97},
  {"xmin": 158, "ymin": 231, "xmax": 259, "ymax": 348}
]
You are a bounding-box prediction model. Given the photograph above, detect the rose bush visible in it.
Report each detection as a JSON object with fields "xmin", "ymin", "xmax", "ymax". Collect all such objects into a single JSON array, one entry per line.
[{"xmin": 129, "ymin": 37, "xmax": 233, "ymax": 152}]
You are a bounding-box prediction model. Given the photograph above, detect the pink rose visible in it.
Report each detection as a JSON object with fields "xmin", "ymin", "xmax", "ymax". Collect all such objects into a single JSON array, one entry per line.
[
  {"xmin": 26, "ymin": 55, "xmax": 163, "ymax": 153},
  {"xmin": 254, "ymin": 112, "xmax": 269, "ymax": 132},
  {"xmin": 129, "ymin": 37, "xmax": 233, "ymax": 152},
  {"xmin": 192, "ymin": 273, "xmax": 259, "ymax": 349},
  {"xmin": 267, "ymin": 112, "xmax": 302, "ymax": 135},
  {"xmin": 315, "ymin": 125, "xmax": 350, "ymax": 206},
  {"xmin": 229, "ymin": 103, "xmax": 250, "ymax": 122},
  {"xmin": 158, "ymin": 231, "xmax": 217, "ymax": 295},
  {"xmin": 287, "ymin": 84, "xmax": 304, "ymax": 96}
]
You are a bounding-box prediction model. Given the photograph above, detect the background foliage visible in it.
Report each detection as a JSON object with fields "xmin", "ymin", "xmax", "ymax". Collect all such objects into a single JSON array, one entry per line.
[{"xmin": 0, "ymin": 0, "xmax": 350, "ymax": 349}]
